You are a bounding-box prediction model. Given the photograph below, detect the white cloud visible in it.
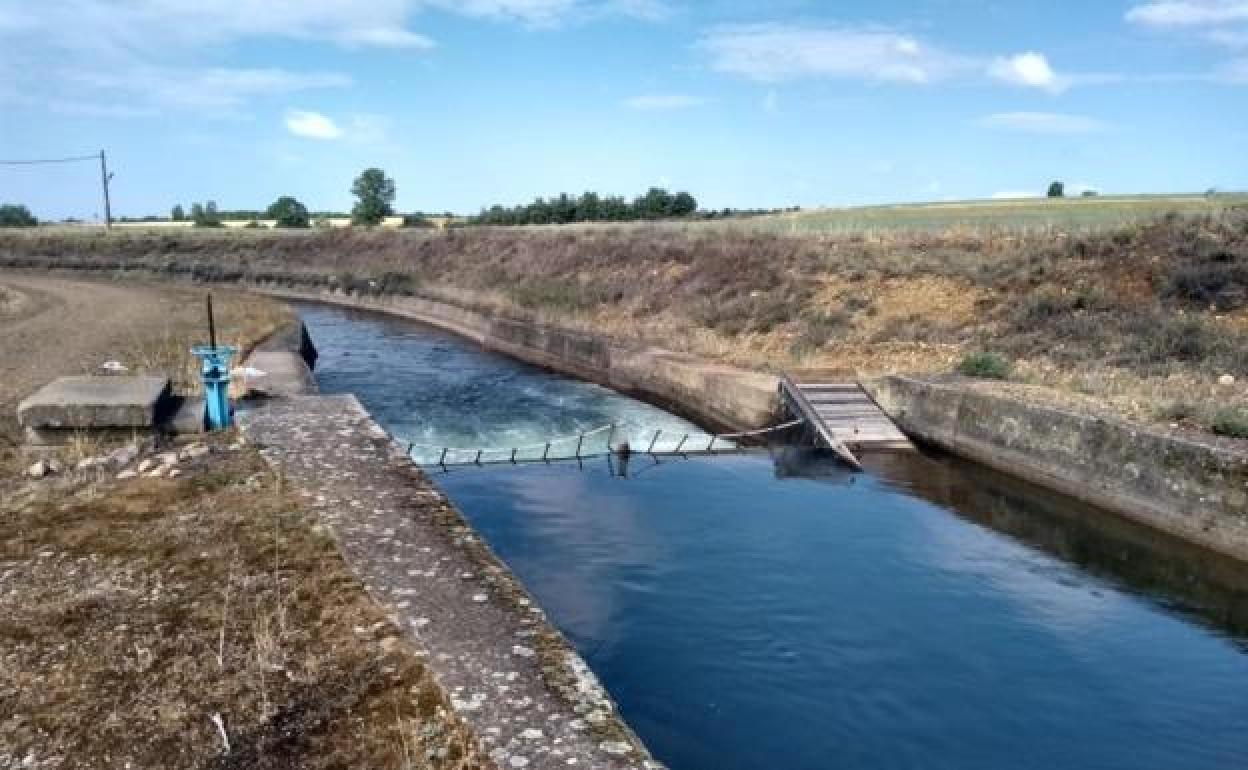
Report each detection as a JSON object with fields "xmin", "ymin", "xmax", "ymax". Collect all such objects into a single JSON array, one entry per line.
[
  {"xmin": 979, "ymin": 111, "xmax": 1110, "ymax": 134},
  {"xmin": 623, "ymin": 94, "xmax": 705, "ymax": 110},
  {"xmin": 988, "ymin": 52, "xmax": 1065, "ymax": 92},
  {"xmin": 286, "ymin": 110, "xmax": 344, "ymax": 139},
  {"xmin": 697, "ymin": 23, "xmax": 974, "ymax": 84},
  {"xmin": 1126, "ymin": 1, "xmax": 1248, "ymax": 26},
  {"xmin": 421, "ymin": 0, "xmax": 668, "ymax": 26}
]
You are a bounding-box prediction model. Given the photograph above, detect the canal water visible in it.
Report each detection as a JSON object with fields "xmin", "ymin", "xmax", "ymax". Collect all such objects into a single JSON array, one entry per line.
[{"xmin": 300, "ymin": 303, "xmax": 1248, "ymax": 770}]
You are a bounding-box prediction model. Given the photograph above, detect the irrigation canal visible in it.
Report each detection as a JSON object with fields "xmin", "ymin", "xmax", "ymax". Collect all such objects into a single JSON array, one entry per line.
[{"xmin": 300, "ymin": 302, "xmax": 1248, "ymax": 770}]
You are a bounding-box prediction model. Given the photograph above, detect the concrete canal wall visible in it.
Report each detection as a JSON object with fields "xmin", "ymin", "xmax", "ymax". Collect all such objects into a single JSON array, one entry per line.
[
  {"xmin": 255, "ymin": 286, "xmax": 783, "ymax": 433},
  {"xmin": 864, "ymin": 376, "xmax": 1248, "ymax": 561},
  {"xmin": 254, "ymin": 287, "xmax": 1248, "ymax": 562}
]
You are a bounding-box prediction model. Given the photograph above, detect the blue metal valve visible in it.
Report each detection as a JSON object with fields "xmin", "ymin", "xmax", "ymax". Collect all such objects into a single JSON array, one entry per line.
[{"xmin": 191, "ymin": 345, "xmax": 238, "ymax": 430}]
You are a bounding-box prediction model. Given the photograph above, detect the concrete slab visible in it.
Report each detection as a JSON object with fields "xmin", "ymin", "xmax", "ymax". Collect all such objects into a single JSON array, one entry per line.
[{"xmin": 18, "ymin": 376, "xmax": 171, "ymax": 430}]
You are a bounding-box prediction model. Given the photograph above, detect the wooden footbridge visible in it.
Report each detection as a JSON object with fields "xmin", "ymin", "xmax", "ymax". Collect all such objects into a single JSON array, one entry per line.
[{"xmin": 778, "ymin": 372, "xmax": 914, "ymax": 471}]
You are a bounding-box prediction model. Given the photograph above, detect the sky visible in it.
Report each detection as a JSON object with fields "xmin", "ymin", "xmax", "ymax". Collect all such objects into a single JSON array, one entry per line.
[{"xmin": 1, "ymin": 0, "xmax": 1246, "ymax": 219}]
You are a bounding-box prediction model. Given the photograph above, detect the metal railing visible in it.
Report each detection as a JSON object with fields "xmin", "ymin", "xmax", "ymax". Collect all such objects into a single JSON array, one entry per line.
[{"xmin": 406, "ymin": 419, "xmax": 805, "ymax": 468}]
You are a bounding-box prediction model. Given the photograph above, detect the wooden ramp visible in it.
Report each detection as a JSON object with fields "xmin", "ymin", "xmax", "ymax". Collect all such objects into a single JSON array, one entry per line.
[{"xmin": 779, "ymin": 374, "xmax": 914, "ymax": 470}]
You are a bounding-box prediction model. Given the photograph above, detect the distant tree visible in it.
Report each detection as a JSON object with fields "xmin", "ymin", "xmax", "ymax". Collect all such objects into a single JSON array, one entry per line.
[
  {"xmin": 0, "ymin": 204, "xmax": 37, "ymax": 227},
  {"xmin": 671, "ymin": 191, "xmax": 698, "ymax": 217},
  {"xmin": 351, "ymin": 168, "xmax": 396, "ymax": 225},
  {"xmin": 170, "ymin": 204, "xmax": 185, "ymax": 221},
  {"xmin": 191, "ymin": 201, "xmax": 223, "ymax": 227},
  {"xmin": 1080, "ymin": 189, "xmax": 1098, "ymax": 198},
  {"xmin": 266, "ymin": 196, "xmax": 310, "ymax": 228},
  {"xmin": 1047, "ymin": 181, "xmax": 1065, "ymax": 198}
]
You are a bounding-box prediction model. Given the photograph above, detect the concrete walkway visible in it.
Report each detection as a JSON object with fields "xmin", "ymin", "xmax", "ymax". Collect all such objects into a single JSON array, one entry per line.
[{"xmin": 242, "ymin": 394, "xmax": 657, "ymax": 770}]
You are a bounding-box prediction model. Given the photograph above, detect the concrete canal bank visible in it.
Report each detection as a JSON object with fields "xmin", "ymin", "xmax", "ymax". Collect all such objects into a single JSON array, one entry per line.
[
  {"xmin": 253, "ymin": 285, "xmax": 1248, "ymax": 564},
  {"xmin": 240, "ymin": 322, "xmax": 659, "ymax": 770}
]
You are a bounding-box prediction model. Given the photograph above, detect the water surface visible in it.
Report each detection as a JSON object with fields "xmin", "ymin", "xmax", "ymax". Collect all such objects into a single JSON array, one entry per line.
[{"xmin": 302, "ymin": 303, "xmax": 1248, "ymax": 770}]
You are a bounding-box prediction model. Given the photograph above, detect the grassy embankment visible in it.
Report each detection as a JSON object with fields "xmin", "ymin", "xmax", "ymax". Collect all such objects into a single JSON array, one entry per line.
[
  {"xmin": 0, "ymin": 280, "xmax": 482, "ymax": 768},
  {"xmin": 3, "ymin": 197, "xmax": 1247, "ymax": 441}
]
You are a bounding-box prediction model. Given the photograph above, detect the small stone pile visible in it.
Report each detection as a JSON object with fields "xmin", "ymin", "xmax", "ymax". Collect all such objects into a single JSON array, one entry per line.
[{"xmin": 25, "ymin": 439, "xmax": 242, "ymax": 481}]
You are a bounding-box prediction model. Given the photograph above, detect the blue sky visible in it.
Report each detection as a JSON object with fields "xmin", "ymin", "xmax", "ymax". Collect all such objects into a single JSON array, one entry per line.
[{"xmin": 1, "ymin": 0, "xmax": 1246, "ymax": 219}]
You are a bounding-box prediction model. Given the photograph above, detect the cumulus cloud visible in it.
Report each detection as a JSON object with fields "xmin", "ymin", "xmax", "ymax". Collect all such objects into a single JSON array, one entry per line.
[
  {"xmin": 979, "ymin": 111, "xmax": 1110, "ymax": 135},
  {"xmin": 285, "ymin": 110, "xmax": 344, "ymax": 139},
  {"xmin": 697, "ymin": 23, "xmax": 973, "ymax": 84},
  {"xmin": 623, "ymin": 94, "xmax": 705, "ymax": 110},
  {"xmin": 988, "ymin": 52, "xmax": 1065, "ymax": 92}
]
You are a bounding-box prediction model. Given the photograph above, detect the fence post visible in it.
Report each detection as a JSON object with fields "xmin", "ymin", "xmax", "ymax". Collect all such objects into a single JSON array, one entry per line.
[
  {"xmin": 474, "ymin": 449, "xmax": 483, "ymax": 466},
  {"xmin": 674, "ymin": 434, "xmax": 688, "ymax": 453},
  {"xmin": 606, "ymin": 423, "xmax": 616, "ymax": 453},
  {"xmin": 575, "ymin": 433, "xmax": 584, "ymax": 459},
  {"xmin": 439, "ymin": 447, "xmax": 448, "ymax": 467},
  {"xmin": 510, "ymin": 448, "xmax": 517, "ymax": 464},
  {"xmin": 542, "ymin": 441, "xmax": 551, "ymax": 462},
  {"xmin": 647, "ymin": 430, "xmax": 661, "ymax": 455},
  {"xmin": 706, "ymin": 435, "xmax": 716, "ymax": 452}
]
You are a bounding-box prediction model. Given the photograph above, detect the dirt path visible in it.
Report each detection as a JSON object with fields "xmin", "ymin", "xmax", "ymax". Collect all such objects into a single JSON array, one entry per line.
[{"xmin": 0, "ymin": 274, "xmax": 192, "ymax": 412}]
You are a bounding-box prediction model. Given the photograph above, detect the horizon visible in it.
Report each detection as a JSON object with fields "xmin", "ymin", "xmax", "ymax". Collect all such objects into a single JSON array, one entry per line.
[{"xmin": 2, "ymin": 1, "xmax": 1247, "ymax": 219}]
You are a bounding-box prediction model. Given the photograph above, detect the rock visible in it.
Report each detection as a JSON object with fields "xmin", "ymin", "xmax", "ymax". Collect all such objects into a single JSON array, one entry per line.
[
  {"xmin": 45, "ymin": 457, "xmax": 63, "ymax": 474},
  {"xmin": 1218, "ymin": 374, "xmax": 1236, "ymax": 387},
  {"xmin": 600, "ymin": 741, "xmax": 632, "ymax": 756},
  {"xmin": 137, "ymin": 458, "xmax": 156, "ymax": 474},
  {"xmin": 117, "ymin": 469, "xmax": 138, "ymax": 480},
  {"xmin": 520, "ymin": 728, "xmax": 544, "ymax": 741},
  {"xmin": 168, "ymin": 468, "xmax": 182, "ymax": 479},
  {"xmin": 108, "ymin": 445, "xmax": 139, "ymax": 468},
  {"xmin": 180, "ymin": 444, "xmax": 211, "ymax": 461},
  {"xmin": 76, "ymin": 456, "xmax": 106, "ymax": 471},
  {"xmin": 144, "ymin": 466, "xmax": 167, "ymax": 478},
  {"xmin": 26, "ymin": 459, "xmax": 53, "ymax": 478},
  {"xmin": 158, "ymin": 451, "xmax": 178, "ymax": 466}
]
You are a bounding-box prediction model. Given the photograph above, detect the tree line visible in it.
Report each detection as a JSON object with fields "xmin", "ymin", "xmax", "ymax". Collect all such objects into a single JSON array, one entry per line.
[{"xmin": 472, "ymin": 188, "xmax": 698, "ymax": 226}]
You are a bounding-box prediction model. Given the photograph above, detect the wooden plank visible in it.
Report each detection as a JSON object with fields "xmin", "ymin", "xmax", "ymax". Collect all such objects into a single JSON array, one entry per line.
[
  {"xmin": 783, "ymin": 375, "xmax": 914, "ymax": 457},
  {"xmin": 778, "ymin": 376, "xmax": 862, "ymax": 470}
]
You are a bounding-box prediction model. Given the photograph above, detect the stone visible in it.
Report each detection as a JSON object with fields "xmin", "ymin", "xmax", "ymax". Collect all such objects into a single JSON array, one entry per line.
[
  {"xmin": 27, "ymin": 459, "xmax": 53, "ymax": 478},
  {"xmin": 168, "ymin": 468, "xmax": 182, "ymax": 479},
  {"xmin": 1218, "ymin": 374, "xmax": 1236, "ymax": 387},
  {"xmin": 157, "ymin": 451, "xmax": 178, "ymax": 466},
  {"xmin": 108, "ymin": 445, "xmax": 139, "ymax": 468},
  {"xmin": 180, "ymin": 444, "xmax": 211, "ymax": 461},
  {"xmin": 137, "ymin": 458, "xmax": 156, "ymax": 474},
  {"xmin": 600, "ymin": 741, "xmax": 632, "ymax": 756},
  {"xmin": 17, "ymin": 376, "xmax": 171, "ymax": 430},
  {"xmin": 117, "ymin": 470, "xmax": 138, "ymax": 480}
]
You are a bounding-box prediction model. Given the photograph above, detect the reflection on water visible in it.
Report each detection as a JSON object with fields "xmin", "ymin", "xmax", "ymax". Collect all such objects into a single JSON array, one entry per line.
[{"xmin": 302, "ymin": 302, "xmax": 1248, "ymax": 770}]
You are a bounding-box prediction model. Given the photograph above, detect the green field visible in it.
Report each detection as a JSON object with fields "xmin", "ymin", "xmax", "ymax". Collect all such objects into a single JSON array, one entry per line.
[{"xmin": 719, "ymin": 194, "xmax": 1248, "ymax": 236}]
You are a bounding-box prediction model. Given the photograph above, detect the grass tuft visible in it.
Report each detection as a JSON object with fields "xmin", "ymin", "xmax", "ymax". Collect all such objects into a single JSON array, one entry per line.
[{"xmin": 958, "ymin": 352, "xmax": 1011, "ymax": 380}]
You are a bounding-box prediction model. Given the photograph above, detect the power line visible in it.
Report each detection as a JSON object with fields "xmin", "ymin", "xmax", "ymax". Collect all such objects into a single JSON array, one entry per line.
[{"xmin": 0, "ymin": 154, "xmax": 100, "ymax": 166}]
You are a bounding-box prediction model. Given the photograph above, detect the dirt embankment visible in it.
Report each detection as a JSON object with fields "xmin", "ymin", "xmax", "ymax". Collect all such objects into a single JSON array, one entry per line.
[
  {"xmin": 0, "ymin": 276, "xmax": 485, "ymax": 768},
  {"xmin": 3, "ymin": 209, "xmax": 1247, "ymax": 441}
]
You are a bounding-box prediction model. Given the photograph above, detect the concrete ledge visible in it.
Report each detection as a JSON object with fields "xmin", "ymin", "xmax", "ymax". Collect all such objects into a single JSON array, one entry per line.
[
  {"xmin": 18, "ymin": 376, "xmax": 171, "ymax": 430},
  {"xmin": 865, "ymin": 375, "xmax": 1248, "ymax": 561}
]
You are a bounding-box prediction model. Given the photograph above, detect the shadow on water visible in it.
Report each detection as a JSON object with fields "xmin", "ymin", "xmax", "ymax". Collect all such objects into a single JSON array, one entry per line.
[{"xmin": 859, "ymin": 449, "xmax": 1248, "ymax": 640}]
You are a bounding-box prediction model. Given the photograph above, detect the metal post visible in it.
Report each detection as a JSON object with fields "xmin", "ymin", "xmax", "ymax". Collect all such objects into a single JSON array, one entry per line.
[
  {"xmin": 647, "ymin": 430, "xmax": 661, "ymax": 455},
  {"xmin": 606, "ymin": 423, "xmax": 616, "ymax": 453},
  {"xmin": 706, "ymin": 435, "xmax": 717, "ymax": 452},
  {"xmin": 510, "ymin": 448, "xmax": 517, "ymax": 464},
  {"xmin": 439, "ymin": 447, "xmax": 448, "ymax": 467},
  {"xmin": 674, "ymin": 434, "xmax": 688, "ymax": 453},
  {"xmin": 474, "ymin": 450, "xmax": 482, "ymax": 465},
  {"xmin": 542, "ymin": 441, "xmax": 551, "ymax": 462},
  {"xmin": 99, "ymin": 150, "xmax": 113, "ymax": 229},
  {"xmin": 207, "ymin": 295, "xmax": 217, "ymax": 349},
  {"xmin": 575, "ymin": 434, "xmax": 584, "ymax": 459}
]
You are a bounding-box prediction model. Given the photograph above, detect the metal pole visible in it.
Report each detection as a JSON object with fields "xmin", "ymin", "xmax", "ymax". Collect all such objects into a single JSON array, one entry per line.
[
  {"xmin": 575, "ymin": 434, "xmax": 584, "ymax": 459},
  {"xmin": 474, "ymin": 450, "xmax": 482, "ymax": 465},
  {"xmin": 510, "ymin": 448, "xmax": 517, "ymax": 464},
  {"xmin": 674, "ymin": 434, "xmax": 688, "ymax": 453},
  {"xmin": 207, "ymin": 295, "xmax": 217, "ymax": 350},
  {"xmin": 706, "ymin": 435, "xmax": 716, "ymax": 452},
  {"xmin": 542, "ymin": 442, "xmax": 551, "ymax": 462},
  {"xmin": 647, "ymin": 430, "xmax": 661, "ymax": 455},
  {"xmin": 606, "ymin": 423, "xmax": 616, "ymax": 453},
  {"xmin": 99, "ymin": 150, "xmax": 113, "ymax": 229},
  {"xmin": 439, "ymin": 447, "xmax": 448, "ymax": 467}
]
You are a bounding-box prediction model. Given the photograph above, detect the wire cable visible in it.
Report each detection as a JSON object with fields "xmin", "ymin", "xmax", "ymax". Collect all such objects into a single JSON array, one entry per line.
[{"xmin": 0, "ymin": 154, "xmax": 99, "ymax": 166}]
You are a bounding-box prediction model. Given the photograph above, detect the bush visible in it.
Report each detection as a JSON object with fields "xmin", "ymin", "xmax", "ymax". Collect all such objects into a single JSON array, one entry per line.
[
  {"xmin": 958, "ymin": 351, "xmax": 1011, "ymax": 379},
  {"xmin": 266, "ymin": 196, "xmax": 310, "ymax": 228},
  {"xmin": 0, "ymin": 204, "xmax": 37, "ymax": 227},
  {"xmin": 402, "ymin": 213, "xmax": 436, "ymax": 228},
  {"xmin": 1211, "ymin": 408, "xmax": 1248, "ymax": 439}
]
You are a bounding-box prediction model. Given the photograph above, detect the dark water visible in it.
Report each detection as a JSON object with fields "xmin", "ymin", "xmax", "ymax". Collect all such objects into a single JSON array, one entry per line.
[{"xmin": 301, "ymin": 303, "xmax": 1248, "ymax": 770}]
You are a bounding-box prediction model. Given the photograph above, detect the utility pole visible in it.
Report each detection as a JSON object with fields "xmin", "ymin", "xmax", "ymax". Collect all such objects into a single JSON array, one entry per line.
[{"xmin": 99, "ymin": 149, "xmax": 113, "ymax": 229}]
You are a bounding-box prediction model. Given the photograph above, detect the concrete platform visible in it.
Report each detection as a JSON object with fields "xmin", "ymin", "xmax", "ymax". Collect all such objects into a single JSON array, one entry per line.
[{"xmin": 18, "ymin": 376, "xmax": 172, "ymax": 431}]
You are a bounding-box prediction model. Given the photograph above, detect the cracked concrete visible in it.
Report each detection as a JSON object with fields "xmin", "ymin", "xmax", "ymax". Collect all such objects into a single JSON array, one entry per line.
[{"xmin": 242, "ymin": 394, "xmax": 659, "ymax": 770}]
